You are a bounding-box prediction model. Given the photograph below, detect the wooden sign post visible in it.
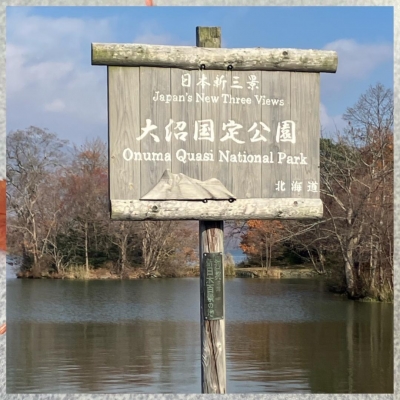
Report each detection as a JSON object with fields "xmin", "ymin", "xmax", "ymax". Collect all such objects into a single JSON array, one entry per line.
[
  {"xmin": 91, "ymin": 26, "xmax": 337, "ymax": 394},
  {"xmin": 197, "ymin": 27, "xmax": 226, "ymax": 394}
]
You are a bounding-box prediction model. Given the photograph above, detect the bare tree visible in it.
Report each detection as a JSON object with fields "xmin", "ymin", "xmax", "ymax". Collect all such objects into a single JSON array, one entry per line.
[
  {"xmin": 60, "ymin": 138, "xmax": 108, "ymax": 273},
  {"xmin": 281, "ymin": 219, "xmax": 332, "ymax": 274},
  {"xmin": 108, "ymin": 221, "xmax": 140, "ymax": 275},
  {"xmin": 320, "ymin": 83, "xmax": 393, "ymax": 299},
  {"xmin": 138, "ymin": 221, "xmax": 198, "ymax": 275},
  {"xmin": 6, "ymin": 126, "xmax": 68, "ymax": 273}
]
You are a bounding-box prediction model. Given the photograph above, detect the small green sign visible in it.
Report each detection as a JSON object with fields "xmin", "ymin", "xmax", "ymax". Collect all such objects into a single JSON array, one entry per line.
[{"xmin": 203, "ymin": 252, "xmax": 224, "ymax": 320}]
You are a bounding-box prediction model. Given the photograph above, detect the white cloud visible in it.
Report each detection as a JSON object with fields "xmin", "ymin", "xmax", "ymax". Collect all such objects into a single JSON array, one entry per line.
[
  {"xmin": 321, "ymin": 39, "xmax": 392, "ymax": 92},
  {"xmin": 7, "ymin": 44, "xmax": 75, "ymax": 96},
  {"xmin": 6, "ymin": 13, "xmax": 194, "ymax": 144},
  {"xmin": 7, "ymin": 11, "xmax": 392, "ymax": 150},
  {"xmin": 319, "ymin": 103, "xmax": 346, "ymax": 137},
  {"xmin": 6, "ymin": 12, "xmax": 113, "ymax": 143},
  {"xmin": 7, "ymin": 12, "xmax": 112, "ymax": 62},
  {"xmin": 134, "ymin": 31, "xmax": 175, "ymax": 45},
  {"xmin": 132, "ymin": 20, "xmax": 191, "ymax": 46},
  {"xmin": 324, "ymin": 39, "xmax": 392, "ymax": 80},
  {"xmin": 44, "ymin": 99, "xmax": 66, "ymax": 112}
]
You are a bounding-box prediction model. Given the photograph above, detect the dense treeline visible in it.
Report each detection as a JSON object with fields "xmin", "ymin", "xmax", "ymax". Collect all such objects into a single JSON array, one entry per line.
[
  {"xmin": 239, "ymin": 83, "xmax": 393, "ymax": 301},
  {"xmin": 6, "ymin": 83, "xmax": 393, "ymax": 301},
  {"xmin": 6, "ymin": 133, "xmax": 197, "ymax": 278}
]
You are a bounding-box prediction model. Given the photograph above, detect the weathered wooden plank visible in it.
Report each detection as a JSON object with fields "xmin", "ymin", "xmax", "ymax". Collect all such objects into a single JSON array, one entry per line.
[
  {"xmin": 92, "ymin": 43, "xmax": 338, "ymax": 73},
  {"xmin": 199, "ymin": 70, "xmax": 232, "ymax": 190},
  {"xmin": 290, "ymin": 72, "xmax": 320, "ymax": 198},
  {"xmin": 199, "ymin": 220, "xmax": 226, "ymax": 394},
  {"xmin": 139, "ymin": 67, "xmax": 172, "ymax": 198},
  {"xmin": 108, "ymin": 66, "xmax": 141, "ymax": 200},
  {"xmin": 230, "ymin": 70, "xmax": 262, "ymax": 198},
  {"xmin": 111, "ymin": 198, "xmax": 323, "ymax": 220},
  {"xmin": 170, "ymin": 69, "xmax": 201, "ymax": 180},
  {"xmin": 261, "ymin": 71, "xmax": 292, "ymax": 198},
  {"xmin": 105, "ymin": 24, "xmax": 327, "ymax": 220}
]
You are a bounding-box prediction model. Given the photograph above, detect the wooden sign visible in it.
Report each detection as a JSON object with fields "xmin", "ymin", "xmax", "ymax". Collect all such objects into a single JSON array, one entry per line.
[
  {"xmin": 92, "ymin": 43, "xmax": 338, "ymax": 220},
  {"xmin": 92, "ymin": 28, "xmax": 338, "ymax": 395}
]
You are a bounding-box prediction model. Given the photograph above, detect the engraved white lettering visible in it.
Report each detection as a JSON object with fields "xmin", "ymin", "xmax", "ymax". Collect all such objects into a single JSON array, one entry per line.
[
  {"xmin": 123, "ymin": 148, "xmax": 307, "ymax": 165},
  {"xmin": 122, "ymin": 149, "xmax": 171, "ymax": 162}
]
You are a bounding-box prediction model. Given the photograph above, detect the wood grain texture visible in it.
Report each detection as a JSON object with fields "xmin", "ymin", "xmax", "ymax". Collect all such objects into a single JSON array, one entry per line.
[
  {"xmin": 197, "ymin": 26, "xmax": 226, "ymax": 395},
  {"xmin": 92, "ymin": 43, "xmax": 338, "ymax": 73},
  {"xmin": 196, "ymin": 26, "xmax": 221, "ymax": 49},
  {"xmin": 199, "ymin": 70, "xmax": 231, "ymax": 187},
  {"xmin": 230, "ymin": 70, "xmax": 262, "ymax": 198},
  {"xmin": 261, "ymin": 71, "xmax": 291, "ymax": 198},
  {"xmin": 108, "ymin": 67, "xmax": 141, "ymax": 200},
  {"xmin": 139, "ymin": 67, "xmax": 172, "ymax": 197},
  {"xmin": 109, "ymin": 67, "xmax": 322, "ymax": 204},
  {"xmin": 105, "ymin": 26, "xmax": 327, "ymax": 220},
  {"xmin": 170, "ymin": 69, "xmax": 201, "ymax": 179},
  {"xmin": 199, "ymin": 220, "xmax": 226, "ymax": 394},
  {"xmin": 290, "ymin": 72, "xmax": 320, "ymax": 198},
  {"xmin": 111, "ymin": 198, "xmax": 323, "ymax": 220}
]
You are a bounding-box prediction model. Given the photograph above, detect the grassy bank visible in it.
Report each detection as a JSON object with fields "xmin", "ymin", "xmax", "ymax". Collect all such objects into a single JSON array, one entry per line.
[
  {"xmin": 16, "ymin": 264, "xmax": 320, "ymax": 280},
  {"xmin": 16, "ymin": 265, "xmax": 200, "ymax": 280}
]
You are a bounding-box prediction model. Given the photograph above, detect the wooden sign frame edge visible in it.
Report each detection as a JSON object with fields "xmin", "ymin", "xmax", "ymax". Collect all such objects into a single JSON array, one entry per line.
[
  {"xmin": 97, "ymin": 39, "xmax": 332, "ymax": 222},
  {"xmin": 111, "ymin": 198, "xmax": 323, "ymax": 220},
  {"xmin": 92, "ymin": 43, "xmax": 338, "ymax": 73}
]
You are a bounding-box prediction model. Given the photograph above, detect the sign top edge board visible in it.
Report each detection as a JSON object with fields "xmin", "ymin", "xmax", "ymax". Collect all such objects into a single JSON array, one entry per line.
[{"xmin": 91, "ymin": 43, "xmax": 338, "ymax": 73}]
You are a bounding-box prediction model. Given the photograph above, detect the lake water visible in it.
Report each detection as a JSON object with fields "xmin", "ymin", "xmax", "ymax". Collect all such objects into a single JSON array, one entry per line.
[{"xmin": 6, "ymin": 275, "xmax": 393, "ymax": 394}]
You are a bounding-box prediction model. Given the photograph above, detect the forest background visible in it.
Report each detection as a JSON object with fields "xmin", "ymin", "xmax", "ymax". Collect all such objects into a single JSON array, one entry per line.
[
  {"xmin": 6, "ymin": 82, "xmax": 393, "ymax": 302},
  {"xmin": 5, "ymin": 7, "xmax": 394, "ymax": 303}
]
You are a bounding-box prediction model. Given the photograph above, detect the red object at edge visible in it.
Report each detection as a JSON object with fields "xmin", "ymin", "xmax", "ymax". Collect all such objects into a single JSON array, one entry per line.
[{"xmin": 0, "ymin": 180, "xmax": 5, "ymax": 251}]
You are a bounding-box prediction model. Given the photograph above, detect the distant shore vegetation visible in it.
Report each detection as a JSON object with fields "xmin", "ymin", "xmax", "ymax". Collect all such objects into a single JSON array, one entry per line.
[{"xmin": 6, "ymin": 83, "xmax": 393, "ymax": 302}]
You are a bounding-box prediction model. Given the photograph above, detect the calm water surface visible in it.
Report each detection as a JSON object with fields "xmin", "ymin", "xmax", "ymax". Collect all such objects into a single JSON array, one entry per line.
[{"xmin": 6, "ymin": 275, "xmax": 393, "ymax": 394}]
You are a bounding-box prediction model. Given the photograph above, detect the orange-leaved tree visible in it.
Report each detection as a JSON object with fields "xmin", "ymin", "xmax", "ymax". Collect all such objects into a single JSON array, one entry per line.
[{"xmin": 240, "ymin": 220, "xmax": 284, "ymax": 269}]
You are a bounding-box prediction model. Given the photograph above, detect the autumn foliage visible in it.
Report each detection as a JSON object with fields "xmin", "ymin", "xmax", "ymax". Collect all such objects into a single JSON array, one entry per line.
[
  {"xmin": 240, "ymin": 220, "xmax": 284, "ymax": 268},
  {"xmin": 5, "ymin": 83, "xmax": 394, "ymax": 302},
  {"xmin": 236, "ymin": 84, "xmax": 393, "ymax": 301},
  {"xmin": 6, "ymin": 129, "xmax": 197, "ymax": 277}
]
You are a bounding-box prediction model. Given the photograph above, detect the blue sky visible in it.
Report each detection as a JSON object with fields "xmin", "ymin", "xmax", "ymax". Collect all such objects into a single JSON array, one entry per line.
[{"xmin": 6, "ymin": 6, "xmax": 393, "ymax": 145}]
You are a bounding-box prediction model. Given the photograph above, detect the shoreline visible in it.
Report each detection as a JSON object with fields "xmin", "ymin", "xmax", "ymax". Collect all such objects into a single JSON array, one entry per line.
[
  {"xmin": 12, "ymin": 265, "xmax": 390, "ymax": 303},
  {"xmin": 14, "ymin": 265, "xmax": 321, "ymax": 280}
]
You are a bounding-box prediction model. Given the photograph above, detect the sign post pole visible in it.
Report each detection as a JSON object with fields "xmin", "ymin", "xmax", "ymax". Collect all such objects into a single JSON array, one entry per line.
[
  {"xmin": 197, "ymin": 27, "xmax": 226, "ymax": 394},
  {"xmin": 92, "ymin": 25, "xmax": 337, "ymax": 395}
]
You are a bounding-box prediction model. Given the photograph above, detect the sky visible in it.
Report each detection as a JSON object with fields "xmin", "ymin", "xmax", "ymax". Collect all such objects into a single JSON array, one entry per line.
[{"xmin": 6, "ymin": 6, "xmax": 393, "ymax": 146}]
